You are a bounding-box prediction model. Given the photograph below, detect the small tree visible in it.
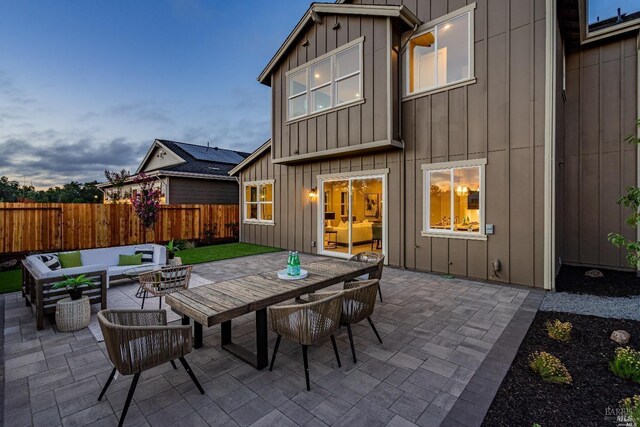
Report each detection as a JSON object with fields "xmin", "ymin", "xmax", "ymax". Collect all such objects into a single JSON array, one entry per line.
[
  {"xmin": 609, "ymin": 119, "xmax": 640, "ymax": 268},
  {"xmin": 130, "ymin": 173, "xmax": 162, "ymax": 241},
  {"xmin": 104, "ymin": 169, "xmax": 130, "ymax": 203}
]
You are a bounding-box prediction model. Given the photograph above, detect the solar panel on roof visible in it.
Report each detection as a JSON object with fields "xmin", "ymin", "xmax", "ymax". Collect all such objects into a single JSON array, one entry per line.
[{"xmin": 175, "ymin": 143, "xmax": 246, "ymax": 164}]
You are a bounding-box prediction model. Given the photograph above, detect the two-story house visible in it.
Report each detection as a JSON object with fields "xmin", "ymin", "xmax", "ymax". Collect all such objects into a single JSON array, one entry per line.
[{"xmin": 230, "ymin": 0, "xmax": 640, "ymax": 290}]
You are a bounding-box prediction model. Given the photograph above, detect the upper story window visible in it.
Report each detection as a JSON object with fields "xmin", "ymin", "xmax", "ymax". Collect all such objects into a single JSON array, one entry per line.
[
  {"xmin": 244, "ymin": 180, "xmax": 274, "ymax": 224},
  {"xmin": 404, "ymin": 6, "xmax": 474, "ymax": 97},
  {"xmin": 287, "ymin": 39, "xmax": 363, "ymax": 121},
  {"xmin": 586, "ymin": 1, "xmax": 640, "ymax": 39},
  {"xmin": 422, "ymin": 159, "xmax": 486, "ymax": 240}
]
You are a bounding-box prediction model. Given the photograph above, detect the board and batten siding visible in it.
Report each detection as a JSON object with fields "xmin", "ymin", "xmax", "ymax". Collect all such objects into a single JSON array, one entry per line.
[
  {"xmin": 240, "ymin": 148, "xmax": 405, "ymax": 268},
  {"xmin": 243, "ymin": 0, "xmax": 550, "ymax": 288},
  {"xmin": 392, "ymin": 0, "xmax": 546, "ymax": 287},
  {"xmin": 559, "ymin": 33, "xmax": 638, "ymax": 269},
  {"xmin": 271, "ymin": 14, "xmax": 395, "ymax": 162},
  {"xmin": 168, "ymin": 178, "xmax": 239, "ymax": 205}
]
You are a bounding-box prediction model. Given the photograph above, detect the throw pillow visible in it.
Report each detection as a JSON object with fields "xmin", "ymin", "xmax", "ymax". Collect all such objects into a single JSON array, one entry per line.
[
  {"xmin": 58, "ymin": 251, "xmax": 82, "ymax": 269},
  {"xmin": 118, "ymin": 253, "xmax": 143, "ymax": 266},
  {"xmin": 135, "ymin": 249, "xmax": 154, "ymax": 264},
  {"xmin": 38, "ymin": 254, "xmax": 61, "ymax": 271}
]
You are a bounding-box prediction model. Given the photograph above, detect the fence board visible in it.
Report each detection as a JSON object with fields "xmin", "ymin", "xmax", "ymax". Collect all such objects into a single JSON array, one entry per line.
[{"xmin": 0, "ymin": 203, "xmax": 239, "ymax": 254}]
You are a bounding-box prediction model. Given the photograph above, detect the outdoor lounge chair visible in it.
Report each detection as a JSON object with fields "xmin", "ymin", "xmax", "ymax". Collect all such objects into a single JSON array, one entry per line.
[
  {"xmin": 268, "ymin": 293, "xmax": 343, "ymax": 391},
  {"xmin": 310, "ymin": 279, "xmax": 383, "ymax": 363},
  {"xmin": 97, "ymin": 309, "xmax": 204, "ymax": 427},
  {"xmin": 138, "ymin": 264, "xmax": 192, "ymax": 309},
  {"xmin": 349, "ymin": 252, "xmax": 385, "ymax": 302}
]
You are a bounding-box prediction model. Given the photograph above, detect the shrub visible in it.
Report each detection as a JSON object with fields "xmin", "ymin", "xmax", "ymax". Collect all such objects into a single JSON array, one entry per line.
[
  {"xmin": 545, "ymin": 319, "xmax": 572, "ymax": 342},
  {"xmin": 620, "ymin": 396, "xmax": 640, "ymax": 427},
  {"xmin": 529, "ymin": 351, "xmax": 572, "ymax": 384},
  {"xmin": 610, "ymin": 347, "xmax": 640, "ymax": 383}
]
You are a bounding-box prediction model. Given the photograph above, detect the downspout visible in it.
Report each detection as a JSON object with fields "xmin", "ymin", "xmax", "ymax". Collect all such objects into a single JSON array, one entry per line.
[
  {"xmin": 397, "ymin": 25, "xmax": 418, "ymax": 269},
  {"xmin": 235, "ymin": 176, "xmax": 242, "ymax": 243},
  {"xmin": 543, "ymin": 0, "xmax": 557, "ymax": 290}
]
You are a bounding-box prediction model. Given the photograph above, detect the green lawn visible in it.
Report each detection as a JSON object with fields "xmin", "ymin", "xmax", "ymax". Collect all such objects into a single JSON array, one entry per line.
[
  {"xmin": 0, "ymin": 268, "xmax": 22, "ymax": 294},
  {"xmin": 178, "ymin": 242, "xmax": 282, "ymax": 265}
]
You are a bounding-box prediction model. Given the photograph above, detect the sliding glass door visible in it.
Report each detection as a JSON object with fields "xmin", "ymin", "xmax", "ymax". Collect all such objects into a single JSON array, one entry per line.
[{"xmin": 320, "ymin": 174, "xmax": 385, "ymax": 258}]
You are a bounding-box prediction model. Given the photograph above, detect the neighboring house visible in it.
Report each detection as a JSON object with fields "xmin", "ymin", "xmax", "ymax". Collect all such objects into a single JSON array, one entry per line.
[
  {"xmin": 99, "ymin": 139, "xmax": 250, "ymax": 204},
  {"xmin": 230, "ymin": 0, "xmax": 640, "ymax": 290}
]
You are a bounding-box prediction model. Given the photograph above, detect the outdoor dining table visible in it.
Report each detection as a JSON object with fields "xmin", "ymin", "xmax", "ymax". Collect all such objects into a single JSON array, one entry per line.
[{"xmin": 164, "ymin": 258, "xmax": 378, "ymax": 370}]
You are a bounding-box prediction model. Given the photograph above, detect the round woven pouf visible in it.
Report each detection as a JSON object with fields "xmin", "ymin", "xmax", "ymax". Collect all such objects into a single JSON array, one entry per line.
[{"xmin": 55, "ymin": 296, "xmax": 91, "ymax": 332}]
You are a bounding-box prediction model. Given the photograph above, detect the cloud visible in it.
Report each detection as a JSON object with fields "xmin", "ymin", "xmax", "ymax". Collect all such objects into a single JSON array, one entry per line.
[
  {"xmin": 104, "ymin": 103, "xmax": 176, "ymax": 125},
  {"xmin": 0, "ymin": 136, "xmax": 148, "ymax": 188}
]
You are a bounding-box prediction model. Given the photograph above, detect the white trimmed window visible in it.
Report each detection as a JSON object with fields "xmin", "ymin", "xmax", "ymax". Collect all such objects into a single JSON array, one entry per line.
[
  {"xmin": 287, "ymin": 39, "xmax": 362, "ymax": 120},
  {"xmin": 244, "ymin": 180, "xmax": 274, "ymax": 224},
  {"xmin": 404, "ymin": 5, "xmax": 475, "ymax": 96},
  {"xmin": 422, "ymin": 159, "xmax": 486, "ymax": 239}
]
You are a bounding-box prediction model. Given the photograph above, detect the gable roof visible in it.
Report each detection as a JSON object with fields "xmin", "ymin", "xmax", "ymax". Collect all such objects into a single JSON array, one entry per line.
[
  {"xmin": 136, "ymin": 139, "xmax": 251, "ymax": 177},
  {"xmin": 229, "ymin": 140, "xmax": 272, "ymax": 176},
  {"xmin": 257, "ymin": 3, "xmax": 421, "ymax": 85}
]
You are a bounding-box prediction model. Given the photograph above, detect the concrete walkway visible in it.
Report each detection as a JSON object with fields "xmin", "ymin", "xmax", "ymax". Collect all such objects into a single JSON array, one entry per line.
[{"xmin": 2, "ymin": 252, "xmax": 542, "ymax": 427}]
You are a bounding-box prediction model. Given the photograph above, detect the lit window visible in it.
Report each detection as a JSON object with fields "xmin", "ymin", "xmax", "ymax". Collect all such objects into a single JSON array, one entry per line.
[
  {"xmin": 287, "ymin": 42, "xmax": 362, "ymax": 120},
  {"xmin": 404, "ymin": 11, "xmax": 472, "ymax": 96},
  {"xmin": 422, "ymin": 160, "xmax": 485, "ymax": 238},
  {"xmin": 244, "ymin": 181, "xmax": 274, "ymax": 224}
]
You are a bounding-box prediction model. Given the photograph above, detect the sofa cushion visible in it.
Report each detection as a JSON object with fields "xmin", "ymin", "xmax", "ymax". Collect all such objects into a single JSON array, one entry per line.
[
  {"xmin": 58, "ymin": 251, "xmax": 82, "ymax": 268},
  {"xmin": 38, "ymin": 254, "xmax": 61, "ymax": 271},
  {"xmin": 82, "ymin": 246, "xmax": 136, "ymax": 267},
  {"xmin": 118, "ymin": 253, "xmax": 142, "ymax": 266},
  {"xmin": 135, "ymin": 248, "xmax": 155, "ymax": 264}
]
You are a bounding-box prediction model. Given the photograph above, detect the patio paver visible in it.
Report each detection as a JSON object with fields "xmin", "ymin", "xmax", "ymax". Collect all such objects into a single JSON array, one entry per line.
[{"xmin": 2, "ymin": 252, "xmax": 541, "ymax": 426}]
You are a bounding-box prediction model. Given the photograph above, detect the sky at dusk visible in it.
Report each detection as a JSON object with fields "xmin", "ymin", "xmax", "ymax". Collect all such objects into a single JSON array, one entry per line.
[
  {"xmin": 588, "ymin": 0, "xmax": 640, "ymax": 23},
  {"xmin": 0, "ymin": 0, "xmax": 310, "ymax": 188}
]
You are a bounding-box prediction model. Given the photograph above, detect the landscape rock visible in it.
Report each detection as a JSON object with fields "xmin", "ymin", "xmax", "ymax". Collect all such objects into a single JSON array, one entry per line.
[
  {"xmin": 585, "ymin": 269, "xmax": 603, "ymax": 278},
  {"xmin": 0, "ymin": 259, "xmax": 17, "ymax": 270},
  {"xmin": 611, "ymin": 330, "xmax": 630, "ymax": 344}
]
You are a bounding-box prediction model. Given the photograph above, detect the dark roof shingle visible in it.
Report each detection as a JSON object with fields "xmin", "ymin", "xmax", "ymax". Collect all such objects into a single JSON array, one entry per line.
[{"xmin": 154, "ymin": 139, "xmax": 251, "ymax": 176}]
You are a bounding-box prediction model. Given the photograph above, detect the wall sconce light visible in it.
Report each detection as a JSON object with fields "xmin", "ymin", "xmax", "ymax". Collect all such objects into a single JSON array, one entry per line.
[
  {"xmin": 455, "ymin": 186, "xmax": 469, "ymax": 196},
  {"xmin": 309, "ymin": 187, "xmax": 318, "ymax": 199}
]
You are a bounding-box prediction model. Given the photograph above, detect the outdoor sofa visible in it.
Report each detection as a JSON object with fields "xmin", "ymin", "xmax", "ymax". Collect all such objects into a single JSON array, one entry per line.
[{"xmin": 22, "ymin": 244, "xmax": 166, "ymax": 329}]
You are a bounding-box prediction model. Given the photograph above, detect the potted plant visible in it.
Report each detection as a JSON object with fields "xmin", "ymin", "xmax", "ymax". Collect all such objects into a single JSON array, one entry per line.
[
  {"xmin": 51, "ymin": 274, "xmax": 95, "ymax": 300},
  {"xmin": 166, "ymin": 239, "xmax": 179, "ymax": 260}
]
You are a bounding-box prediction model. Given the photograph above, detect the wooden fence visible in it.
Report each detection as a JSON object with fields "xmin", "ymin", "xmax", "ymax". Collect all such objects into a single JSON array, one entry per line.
[{"xmin": 0, "ymin": 203, "xmax": 239, "ymax": 254}]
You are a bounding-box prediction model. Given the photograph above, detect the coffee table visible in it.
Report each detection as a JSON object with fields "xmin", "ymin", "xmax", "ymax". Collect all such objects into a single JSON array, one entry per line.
[{"xmin": 122, "ymin": 265, "xmax": 160, "ymax": 298}]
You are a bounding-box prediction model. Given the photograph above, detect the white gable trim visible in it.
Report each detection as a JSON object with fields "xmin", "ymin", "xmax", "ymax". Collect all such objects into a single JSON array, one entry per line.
[{"xmin": 135, "ymin": 139, "xmax": 186, "ymax": 174}]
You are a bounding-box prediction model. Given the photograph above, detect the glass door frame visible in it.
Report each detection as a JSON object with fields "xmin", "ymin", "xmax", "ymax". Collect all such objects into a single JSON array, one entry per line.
[{"xmin": 317, "ymin": 170, "xmax": 388, "ymax": 260}]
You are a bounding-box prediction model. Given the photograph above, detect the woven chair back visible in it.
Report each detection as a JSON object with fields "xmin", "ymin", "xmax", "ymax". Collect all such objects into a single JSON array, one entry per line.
[
  {"xmin": 349, "ymin": 252, "xmax": 385, "ymax": 280},
  {"xmin": 342, "ymin": 279, "xmax": 379, "ymax": 324}
]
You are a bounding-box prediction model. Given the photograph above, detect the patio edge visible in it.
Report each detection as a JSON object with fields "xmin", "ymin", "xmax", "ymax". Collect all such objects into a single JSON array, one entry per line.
[{"xmin": 441, "ymin": 288, "xmax": 545, "ymax": 427}]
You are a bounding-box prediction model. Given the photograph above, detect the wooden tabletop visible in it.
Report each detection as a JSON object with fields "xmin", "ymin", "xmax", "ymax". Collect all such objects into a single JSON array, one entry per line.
[{"xmin": 165, "ymin": 258, "xmax": 378, "ymax": 327}]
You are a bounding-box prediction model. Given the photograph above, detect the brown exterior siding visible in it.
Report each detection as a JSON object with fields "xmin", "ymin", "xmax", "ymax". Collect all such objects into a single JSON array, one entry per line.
[
  {"xmin": 272, "ymin": 14, "xmax": 397, "ymax": 163},
  {"xmin": 240, "ymin": 0, "xmax": 550, "ymax": 288},
  {"xmin": 558, "ymin": 33, "xmax": 638, "ymax": 269},
  {"xmin": 168, "ymin": 177, "xmax": 239, "ymax": 205}
]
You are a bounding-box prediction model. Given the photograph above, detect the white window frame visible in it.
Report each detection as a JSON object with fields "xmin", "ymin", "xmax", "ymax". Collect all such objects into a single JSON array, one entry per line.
[
  {"xmin": 243, "ymin": 180, "xmax": 274, "ymax": 225},
  {"xmin": 403, "ymin": 3, "xmax": 476, "ymax": 99},
  {"xmin": 286, "ymin": 37, "xmax": 363, "ymax": 121},
  {"xmin": 421, "ymin": 159, "xmax": 486, "ymax": 240}
]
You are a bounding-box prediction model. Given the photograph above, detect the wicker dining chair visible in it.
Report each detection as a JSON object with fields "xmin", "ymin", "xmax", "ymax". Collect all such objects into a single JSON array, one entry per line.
[
  {"xmin": 97, "ymin": 309, "xmax": 204, "ymax": 427},
  {"xmin": 349, "ymin": 252, "xmax": 385, "ymax": 302},
  {"xmin": 310, "ymin": 279, "xmax": 382, "ymax": 363},
  {"xmin": 268, "ymin": 293, "xmax": 344, "ymax": 391},
  {"xmin": 138, "ymin": 265, "xmax": 193, "ymax": 309}
]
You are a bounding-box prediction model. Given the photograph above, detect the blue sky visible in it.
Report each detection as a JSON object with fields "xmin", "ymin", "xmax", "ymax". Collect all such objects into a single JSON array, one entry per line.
[
  {"xmin": 588, "ymin": 0, "xmax": 640, "ymax": 23},
  {"xmin": 0, "ymin": 0, "xmax": 310, "ymax": 187}
]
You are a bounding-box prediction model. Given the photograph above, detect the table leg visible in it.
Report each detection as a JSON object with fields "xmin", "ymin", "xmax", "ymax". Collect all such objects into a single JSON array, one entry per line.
[
  {"xmin": 255, "ymin": 309, "xmax": 268, "ymax": 370},
  {"xmin": 220, "ymin": 311, "xmax": 269, "ymax": 370},
  {"xmin": 194, "ymin": 322, "xmax": 203, "ymax": 349}
]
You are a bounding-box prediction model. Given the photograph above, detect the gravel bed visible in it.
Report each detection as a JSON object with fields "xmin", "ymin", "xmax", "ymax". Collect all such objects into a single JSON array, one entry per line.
[{"xmin": 541, "ymin": 292, "xmax": 640, "ymax": 321}]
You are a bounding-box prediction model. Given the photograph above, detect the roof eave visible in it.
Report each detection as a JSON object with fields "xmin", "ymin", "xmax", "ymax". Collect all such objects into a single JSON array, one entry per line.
[
  {"xmin": 135, "ymin": 139, "xmax": 186, "ymax": 174},
  {"xmin": 257, "ymin": 4, "xmax": 420, "ymax": 85},
  {"xmin": 229, "ymin": 140, "xmax": 272, "ymax": 176}
]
